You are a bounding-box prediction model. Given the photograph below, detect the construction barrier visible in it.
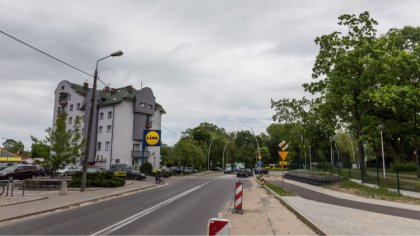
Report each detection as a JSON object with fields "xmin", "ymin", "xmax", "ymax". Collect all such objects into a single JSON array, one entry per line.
[
  {"xmin": 260, "ymin": 173, "xmax": 265, "ymax": 187},
  {"xmin": 233, "ymin": 181, "xmax": 243, "ymax": 214},
  {"xmin": 208, "ymin": 213, "xmax": 230, "ymax": 236}
]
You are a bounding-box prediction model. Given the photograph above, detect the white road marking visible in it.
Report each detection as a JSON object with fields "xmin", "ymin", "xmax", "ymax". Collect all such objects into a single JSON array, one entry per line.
[{"xmin": 90, "ymin": 181, "xmax": 210, "ymax": 236}]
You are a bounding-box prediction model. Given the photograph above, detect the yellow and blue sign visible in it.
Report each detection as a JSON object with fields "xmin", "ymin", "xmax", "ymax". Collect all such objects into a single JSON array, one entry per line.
[{"xmin": 143, "ymin": 130, "xmax": 161, "ymax": 146}]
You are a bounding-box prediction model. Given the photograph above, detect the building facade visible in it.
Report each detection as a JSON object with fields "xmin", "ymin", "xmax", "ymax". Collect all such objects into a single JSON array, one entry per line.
[{"xmin": 53, "ymin": 80, "xmax": 165, "ymax": 170}]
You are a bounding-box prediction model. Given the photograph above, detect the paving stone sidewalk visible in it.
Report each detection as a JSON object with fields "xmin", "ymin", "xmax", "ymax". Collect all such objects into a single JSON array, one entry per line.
[{"xmin": 223, "ymin": 178, "xmax": 316, "ymax": 235}]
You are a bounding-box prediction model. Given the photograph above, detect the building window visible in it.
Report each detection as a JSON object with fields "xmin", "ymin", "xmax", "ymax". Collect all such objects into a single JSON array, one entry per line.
[
  {"xmin": 148, "ymin": 104, "xmax": 153, "ymax": 109},
  {"xmin": 68, "ymin": 117, "xmax": 73, "ymax": 124},
  {"xmin": 97, "ymin": 142, "xmax": 102, "ymax": 151},
  {"xmin": 108, "ymin": 111, "xmax": 112, "ymax": 119},
  {"xmin": 77, "ymin": 103, "xmax": 80, "ymax": 109},
  {"xmin": 107, "ymin": 125, "xmax": 112, "ymax": 132},
  {"xmin": 99, "ymin": 112, "xmax": 104, "ymax": 120},
  {"xmin": 61, "ymin": 86, "xmax": 64, "ymax": 90},
  {"xmin": 58, "ymin": 107, "xmax": 61, "ymax": 113},
  {"xmin": 133, "ymin": 144, "xmax": 140, "ymax": 151},
  {"xmin": 98, "ymin": 126, "xmax": 103, "ymax": 133},
  {"xmin": 105, "ymin": 142, "xmax": 111, "ymax": 151},
  {"xmin": 140, "ymin": 102, "xmax": 145, "ymax": 107},
  {"xmin": 70, "ymin": 104, "xmax": 73, "ymax": 111}
]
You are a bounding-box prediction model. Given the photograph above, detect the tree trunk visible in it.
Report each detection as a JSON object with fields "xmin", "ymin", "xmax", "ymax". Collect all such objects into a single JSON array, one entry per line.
[{"xmin": 353, "ymin": 98, "xmax": 366, "ymax": 177}]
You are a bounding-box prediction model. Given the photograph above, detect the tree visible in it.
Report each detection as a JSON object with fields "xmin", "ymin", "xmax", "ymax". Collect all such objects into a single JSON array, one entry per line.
[
  {"xmin": 2, "ymin": 139, "xmax": 24, "ymax": 155},
  {"xmin": 30, "ymin": 136, "xmax": 50, "ymax": 160},
  {"xmin": 36, "ymin": 112, "xmax": 84, "ymax": 174},
  {"xmin": 173, "ymin": 139, "xmax": 206, "ymax": 169},
  {"xmin": 304, "ymin": 11, "xmax": 380, "ymax": 176}
]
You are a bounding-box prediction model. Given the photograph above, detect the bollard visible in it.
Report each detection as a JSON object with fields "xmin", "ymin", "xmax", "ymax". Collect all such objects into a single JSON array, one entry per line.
[
  {"xmin": 59, "ymin": 181, "xmax": 68, "ymax": 196},
  {"xmin": 260, "ymin": 174, "xmax": 265, "ymax": 188},
  {"xmin": 233, "ymin": 181, "xmax": 243, "ymax": 214}
]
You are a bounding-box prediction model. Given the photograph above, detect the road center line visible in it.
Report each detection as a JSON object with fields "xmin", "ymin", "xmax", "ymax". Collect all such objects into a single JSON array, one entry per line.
[{"xmin": 90, "ymin": 181, "xmax": 210, "ymax": 236}]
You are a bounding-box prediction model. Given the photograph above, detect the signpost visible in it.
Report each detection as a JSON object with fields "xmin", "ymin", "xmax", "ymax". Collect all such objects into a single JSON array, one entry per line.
[
  {"xmin": 141, "ymin": 130, "xmax": 161, "ymax": 165},
  {"xmin": 279, "ymin": 140, "xmax": 289, "ymax": 186}
]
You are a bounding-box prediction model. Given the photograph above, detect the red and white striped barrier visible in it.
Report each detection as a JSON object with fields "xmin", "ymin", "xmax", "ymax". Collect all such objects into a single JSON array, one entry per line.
[
  {"xmin": 233, "ymin": 181, "xmax": 243, "ymax": 214},
  {"xmin": 208, "ymin": 213, "xmax": 230, "ymax": 236}
]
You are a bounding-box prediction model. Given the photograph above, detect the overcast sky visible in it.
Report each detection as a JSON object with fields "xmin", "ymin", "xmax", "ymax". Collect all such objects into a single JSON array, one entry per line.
[{"xmin": 1, "ymin": 0, "xmax": 419, "ymax": 150}]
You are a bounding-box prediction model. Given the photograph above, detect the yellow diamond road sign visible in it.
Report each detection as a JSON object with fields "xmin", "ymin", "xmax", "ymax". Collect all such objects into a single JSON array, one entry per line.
[
  {"xmin": 279, "ymin": 140, "xmax": 289, "ymax": 151},
  {"xmin": 258, "ymin": 155, "xmax": 262, "ymax": 160},
  {"xmin": 278, "ymin": 151, "xmax": 288, "ymax": 161}
]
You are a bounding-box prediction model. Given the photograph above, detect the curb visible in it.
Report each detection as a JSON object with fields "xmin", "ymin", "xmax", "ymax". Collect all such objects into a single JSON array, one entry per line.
[
  {"xmin": 0, "ymin": 184, "xmax": 158, "ymax": 224},
  {"xmin": 254, "ymin": 177, "xmax": 326, "ymax": 236},
  {"xmin": 0, "ymin": 197, "xmax": 49, "ymax": 208}
]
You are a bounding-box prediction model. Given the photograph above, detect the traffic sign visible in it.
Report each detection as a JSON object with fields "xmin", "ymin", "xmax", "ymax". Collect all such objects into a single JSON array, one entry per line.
[
  {"xmin": 278, "ymin": 151, "xmax": 288, "ymax": 161},
  {"xmin": 257, "ymin": 155, "xmax": 262, "ymax": 160},
  {"xmin": 208, "ymin": 218, "xmax": 230, "ymax": 236},
  {"xmin": 279, "ymin": 140, "xmax": 289, "ymax": 151},
  {"xmin": 257, "ymin": 160, "xmax": 262, "ymax": 166},
  {"xmin": 279, "ymin": 161, "xmax": 288, "ymax": 166}
]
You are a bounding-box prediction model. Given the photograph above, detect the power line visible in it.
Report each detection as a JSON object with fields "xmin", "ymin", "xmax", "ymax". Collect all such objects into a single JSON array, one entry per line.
[
  {"xmin": 0, "ymin": 29, "xmax": 108, "ymax": 87},
  {"xmin": 152, "ymin": 120, "xmax": 180, "ymax": 137}
]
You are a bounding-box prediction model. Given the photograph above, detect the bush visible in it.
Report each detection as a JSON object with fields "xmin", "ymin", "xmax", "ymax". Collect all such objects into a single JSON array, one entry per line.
[
  {"xmin": 391, "ymin": 162, "xmax": 417, "ymax": 172},
  {"xmin": 69, "ymin": 172, "xmax": 125, "ymax": 188},
  {"xmin": 140, "ymin": 162, "xmax": 153, "ymax": 175}
]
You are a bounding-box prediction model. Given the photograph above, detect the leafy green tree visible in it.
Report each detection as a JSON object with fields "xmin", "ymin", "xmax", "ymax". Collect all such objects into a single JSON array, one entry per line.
[
  {"xmin": 38, "ymin": 112, "xmax": 84, "ymax": 174},
  {"xmin": 173, "ymin": 139, "xmax": 206, "ymax": 169},
  {"xmin": 304, "ymin": 12, "xmax": 380, "ymax": 176},
  {"xmin": 30, "ymin": 136, "xmax": 50, "ymax": 159},
  {"xmin": 2, "ymin": 139, "xmax": 24, "ymax": 154}
]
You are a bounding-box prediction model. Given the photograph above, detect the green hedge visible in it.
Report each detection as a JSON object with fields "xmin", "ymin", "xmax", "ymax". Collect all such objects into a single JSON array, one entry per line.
[
  {"xmin": 391, "ymin": 162, "xmax": 417, "ymax": 172},
  {"xmin": 69, "ymin": 172, "xmax": 125, "ymax": 188}
]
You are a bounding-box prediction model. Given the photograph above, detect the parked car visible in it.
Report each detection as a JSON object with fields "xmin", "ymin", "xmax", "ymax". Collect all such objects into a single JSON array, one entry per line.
[
  {"xmin": 244, "ymin": 168, "xmax": 253, "ymax": 176},
  {"xmin": 0, "ymin": 164, "xmax": 39, "ymax": 181},
  {"xmin": 237, "ymin": 169, "xmax": 249, "ymax": 178},
  {"xmin": 169, "ymin": 166, "xmax": 180, "ymax": 175},
  {"xmin": 87, "ymin": 166, "xmax": 106, "ymax": 173},
  {"xmin": 126, "ymin": 167, "xmax": 146, "ymax": 180},
  {"xmin": 254, "ymin": 167, "xmax": 269, "ymax": 175},
  {"xmin": 58, "ymin": 165, "xmax": 81, "ymax": 176},
  {"xmin": 109, "ymin": 164, "xmax": 146, "ymax": 180},
  {"xmin": 182, "ymin": 167, "xmax": 193, "ymax": 174},
  {"xmin": 224, "ymin": 167, "xmax": 232, "ymax": 174}
]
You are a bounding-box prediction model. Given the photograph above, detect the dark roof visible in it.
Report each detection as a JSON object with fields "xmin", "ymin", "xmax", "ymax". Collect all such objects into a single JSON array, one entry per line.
[
  {"xmin": 70, "ymin": 83, "xmax": 91, "ymax": 95},
  {"xmin": 99, "ymin": 86, "xmax": 136, "ymax": 106}
]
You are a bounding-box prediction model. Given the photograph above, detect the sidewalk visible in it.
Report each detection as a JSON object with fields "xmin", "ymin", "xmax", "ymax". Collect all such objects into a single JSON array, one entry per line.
[
  {"xmin": 223, "ymin": 178, "xmax": 316, "ymax": 235},
  {"xmin": 350, "ymin": 178, "xmax": 420, "ymax": 199},
  {"xmin": 0, "ymin": 178, "xmax": 157, "ymax": 223},
  {"xmin": 266, "ymin": 175, "xmax": 420, "ymax": 235}
]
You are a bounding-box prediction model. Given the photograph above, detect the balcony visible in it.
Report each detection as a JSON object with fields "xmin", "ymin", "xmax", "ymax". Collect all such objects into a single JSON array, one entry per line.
[
  {"xmin": 59, "ymin": 92, "xmax": 70, "ymax": 106},
  {"xmin": 132, "ymin": 150, "xmax": 149, "ymax": 158}
]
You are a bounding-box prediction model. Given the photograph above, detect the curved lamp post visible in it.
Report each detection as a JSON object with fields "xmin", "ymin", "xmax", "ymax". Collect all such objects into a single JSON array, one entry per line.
[
  {"xmin": 222, "ymin": 141, "xmax": 229, "ymax": 170},
  {"xmin": 250, "ymin": 128, "xmax": 261, "ymax": 166},
  {"xmin": 81, "ymin": 50, "xmax": 123, "ymax": 192},
  {"xmin": 207, "ymin": 134, "xmax": 216, "ymax": 171}
]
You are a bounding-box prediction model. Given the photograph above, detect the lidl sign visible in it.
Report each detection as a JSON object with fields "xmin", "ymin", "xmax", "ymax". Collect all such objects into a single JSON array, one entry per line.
[{"xmin": 143, "ymin": 130, "xmax": 161, "ymax": 146}]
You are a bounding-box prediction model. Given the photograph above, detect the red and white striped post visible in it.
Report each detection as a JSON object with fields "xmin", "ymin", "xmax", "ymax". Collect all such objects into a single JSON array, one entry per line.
[{"xmin": 233, "ymin": 181, "xmax": 243, "ymax": 214}]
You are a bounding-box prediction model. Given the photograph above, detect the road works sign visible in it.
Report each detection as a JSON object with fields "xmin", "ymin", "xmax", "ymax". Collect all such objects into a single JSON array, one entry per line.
[
  {"xmin": 208, "ymin": 218, "xmax": 230, "ymax": 236},
  {"xmin": 279, "ymin": 140, "xmax": 289, "ymax": 151},
  {"xmin": 143, "ymin": 130, "xmax": 161, "ymax": 146},
  {"xmin": 278, "ymin": 151, "xmax": 288, "ymax": 161}
]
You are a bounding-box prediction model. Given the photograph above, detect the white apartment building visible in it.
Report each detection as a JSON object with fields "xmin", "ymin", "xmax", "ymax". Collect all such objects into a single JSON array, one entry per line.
[{"xmin": 53, "ymin": 80, "xmax": 165, "ymax": 170}]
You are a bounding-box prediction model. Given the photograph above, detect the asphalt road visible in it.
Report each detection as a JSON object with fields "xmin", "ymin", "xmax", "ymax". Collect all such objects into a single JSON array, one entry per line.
[
  {"xmin": 0, "ymin": 173, "xmax": 247, "ymax": 235},
  {"xmin": 270, "ymin": 180, "xmax": 420, "ymax": 220}
]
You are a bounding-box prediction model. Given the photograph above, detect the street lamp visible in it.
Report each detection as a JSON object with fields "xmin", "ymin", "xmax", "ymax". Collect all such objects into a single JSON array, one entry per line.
[
  {"xmin": 81, "ymin": 50, "xmax": 123, "ymax": 192},
  {"xmin": 207, "ymin": 134, "xmax": 216, "ymax": 171},
  {"xmin": 222, "ymin": 141, "xmax": 229, "ymax": 170},
  {"xmin": 250, "ymin": 128, "xmax": 261, "ymax": 165},
  {"xmin": 329, "ymin": 136, "xmax": 333, "ymax": 173},
  {"xmin": 378, "ymin": 125, "xmax": 386, "ymax": 179}
]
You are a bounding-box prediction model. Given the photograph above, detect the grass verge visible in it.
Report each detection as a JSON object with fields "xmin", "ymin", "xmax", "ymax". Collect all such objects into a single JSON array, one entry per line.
[
  {"xmin": 325, "ymin": 180, "xmax": 420, "ymax": 205},
  {"xmin": 257, "ymin": 176, "xmax": 294, "ymax": 196}
]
